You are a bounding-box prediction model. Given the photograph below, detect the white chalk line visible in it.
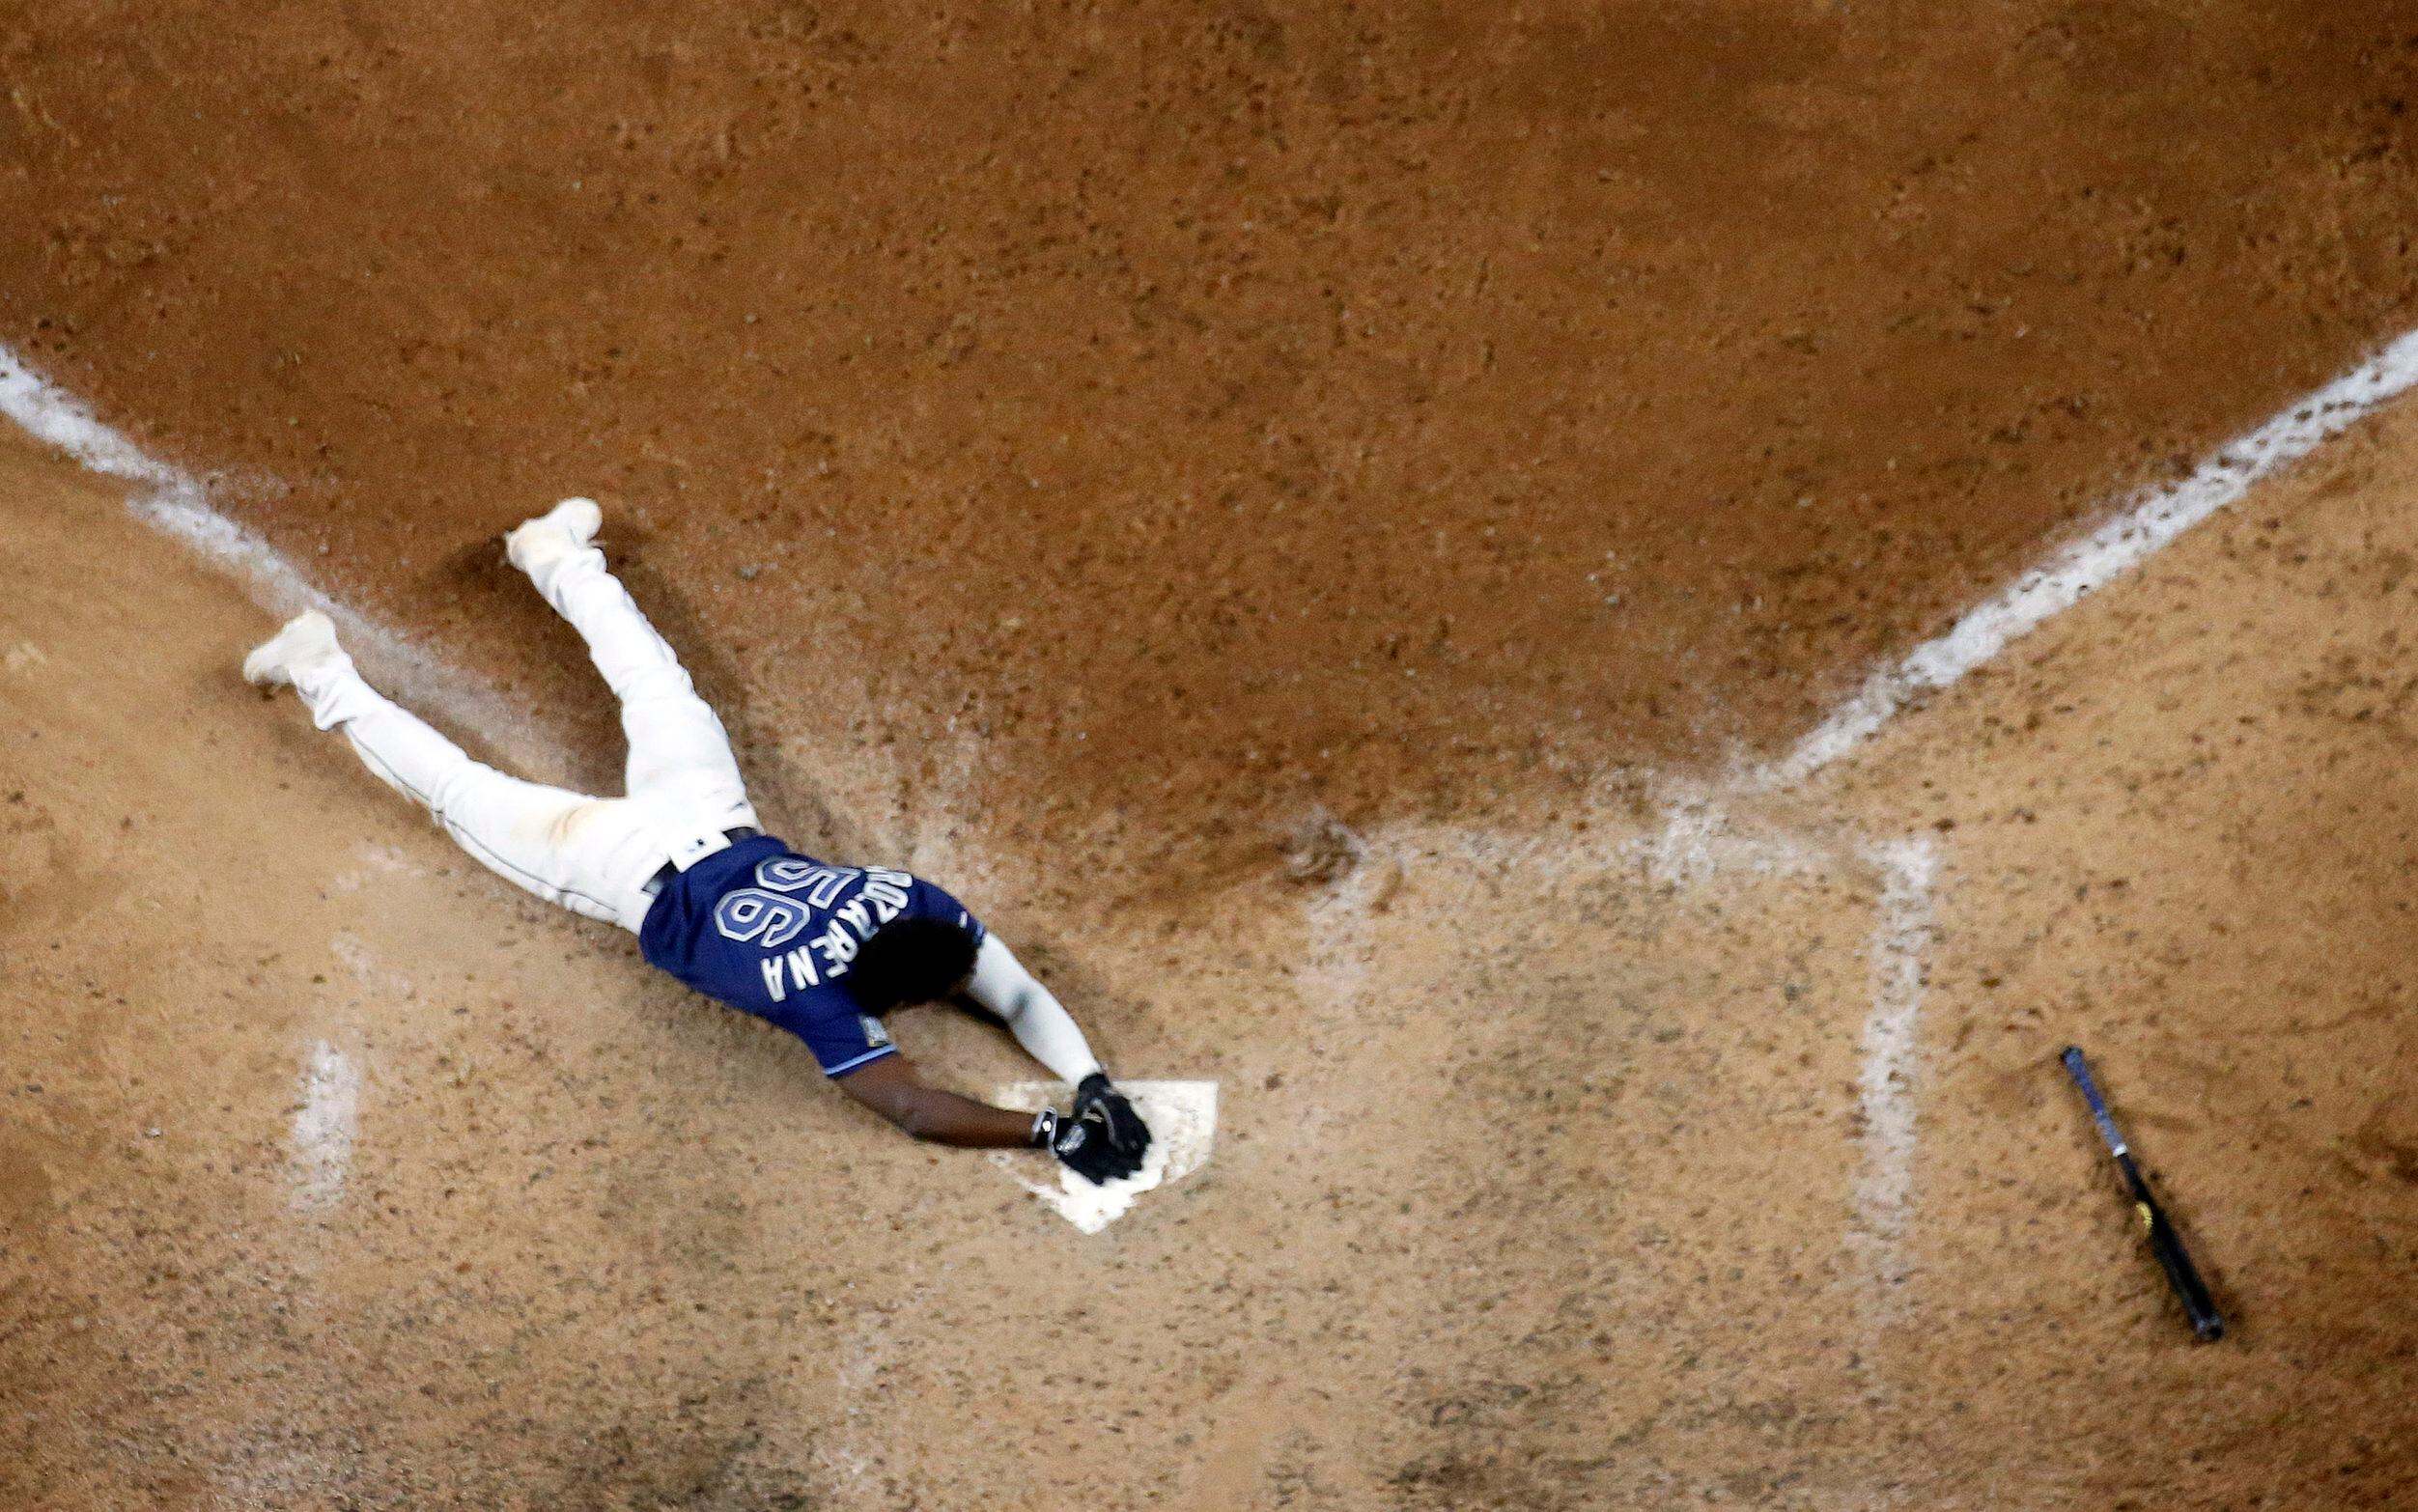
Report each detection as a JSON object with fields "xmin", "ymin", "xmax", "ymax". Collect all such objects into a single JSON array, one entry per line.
[
  {"xmin": 1848, "ymin": 837, "xmax": 1938, "ymax": 1342},
  {"xmin": 1753, "ymin": 326, "xmax": 2418, "ymax": 791},
  {"xmin": 1622, "ymin": 783, "xmax": 1829, "ymax": 887},
  {"xmin": 289, "ymin": 1039, "xmax": 361, "ymax": 1214},
  {"xmin": 0, "ymin": 344, "xmax": 549, "ymax": 770}
]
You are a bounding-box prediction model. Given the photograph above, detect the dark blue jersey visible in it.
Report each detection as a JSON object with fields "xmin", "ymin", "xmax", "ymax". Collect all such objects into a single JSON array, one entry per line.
[{"xmin": 636, "ymin": 834, "xmax": 987, "ymax": 1077}]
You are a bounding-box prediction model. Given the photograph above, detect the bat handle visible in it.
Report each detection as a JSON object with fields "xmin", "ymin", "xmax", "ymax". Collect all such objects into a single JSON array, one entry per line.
[{"xmin": 2060, "ymin": 1046, "xmax": 2128, "ymax": 1158}]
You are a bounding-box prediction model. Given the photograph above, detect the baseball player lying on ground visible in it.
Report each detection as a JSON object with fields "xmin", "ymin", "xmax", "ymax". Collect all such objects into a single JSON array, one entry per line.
[{"xmin": 243, "ymin": 498, "xmax": 1152, "ymax": 1185}]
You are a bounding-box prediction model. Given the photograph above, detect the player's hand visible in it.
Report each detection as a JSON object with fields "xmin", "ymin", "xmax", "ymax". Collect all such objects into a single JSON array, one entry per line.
[
  {"xmin": 1030, "ymin": 1101, "xmax": 1145, "ymax": 1185},
  {"xmin": 1073, "ymin": 1073, "xmax": 1154, "ymax": 1165}
]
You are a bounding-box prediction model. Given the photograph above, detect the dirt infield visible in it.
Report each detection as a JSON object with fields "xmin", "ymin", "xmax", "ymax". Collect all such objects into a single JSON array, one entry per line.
[{"xmin": 5, "ymin": 4, "xmax": 2418, "ymax": 1508}]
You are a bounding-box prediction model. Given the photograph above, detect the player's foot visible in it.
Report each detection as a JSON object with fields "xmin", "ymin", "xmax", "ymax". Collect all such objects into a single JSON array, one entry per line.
[
  {"xmin": 242, "ymin": 610, "xmax": 344, "ymax": 688},
  {"xmin": 504, "ymin": 496, "xmax": 604, "ymax": 576}
]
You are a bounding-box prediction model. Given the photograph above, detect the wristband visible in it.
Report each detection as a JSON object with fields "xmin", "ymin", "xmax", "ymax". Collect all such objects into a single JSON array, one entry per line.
[{"xmin": 1029, "ymin": 1107, "xmax": 1058, "ymax": 1148}]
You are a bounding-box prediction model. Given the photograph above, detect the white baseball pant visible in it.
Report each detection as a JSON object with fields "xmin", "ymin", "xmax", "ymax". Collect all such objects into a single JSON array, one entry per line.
[{"xmin": 283, "ymin": 543, "xmax": 757, "ymax": 932}]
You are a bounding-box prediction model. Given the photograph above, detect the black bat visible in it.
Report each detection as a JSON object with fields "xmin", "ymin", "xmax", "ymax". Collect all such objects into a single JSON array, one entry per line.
[{"xmin": 2060, "ymin": 1046, "xmax": 2225, "ymax": 1342}]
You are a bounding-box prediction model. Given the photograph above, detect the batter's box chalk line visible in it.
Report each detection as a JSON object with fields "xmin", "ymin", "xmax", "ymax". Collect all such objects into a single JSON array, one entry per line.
[
  {"xmin": 290, "ymin": 1039, "xmax": 362, "ymax": 1218},
  {"xmin": 987, "ymin": 1080, "xmax": 1220, "ymax": 1234}
]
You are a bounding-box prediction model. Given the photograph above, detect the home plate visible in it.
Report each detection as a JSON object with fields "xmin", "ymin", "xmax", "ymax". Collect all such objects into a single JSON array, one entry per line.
[{"xmin": 987, "ymin": 1079, "xmax": 1219, "ymax": 1233}]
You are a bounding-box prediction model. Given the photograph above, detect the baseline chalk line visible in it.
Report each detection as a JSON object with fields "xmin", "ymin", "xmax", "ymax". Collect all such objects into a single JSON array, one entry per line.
[
  {"xmin": 1754, "ymin": 327, "xmax": 2418, "ymax": 790},
  {"xmin": 0, "ymin": 344, "xmax": 548, "ymax": 767}
]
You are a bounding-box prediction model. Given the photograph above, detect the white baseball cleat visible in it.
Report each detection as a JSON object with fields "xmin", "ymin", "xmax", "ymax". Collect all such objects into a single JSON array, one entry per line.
[
  {"xmin": 242, "ymin": 610, "xmax": 344, "ymax": 688},
  {"xmin": 505, "ymin": 496, "xmax": 604, "ymax": 575}
]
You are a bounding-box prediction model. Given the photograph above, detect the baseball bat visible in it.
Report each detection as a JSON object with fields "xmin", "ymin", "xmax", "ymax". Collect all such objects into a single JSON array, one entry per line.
[{"xmin": 2060, "ymin": 1046, "xmax": 2225, "ymax": 1342}]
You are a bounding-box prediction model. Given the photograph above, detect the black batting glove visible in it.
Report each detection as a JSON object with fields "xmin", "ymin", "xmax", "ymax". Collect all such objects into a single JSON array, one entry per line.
[
  {"xmin": 1072, "ymin": 1072, "xmax": 1154, "ymax": 1165},
  {"xmin": 1028, "ymin": 1096, "xmax": 1145, "ymax": 1185}
]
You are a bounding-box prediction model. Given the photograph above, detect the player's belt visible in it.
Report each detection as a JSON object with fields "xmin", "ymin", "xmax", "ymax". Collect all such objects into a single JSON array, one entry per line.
[{"xmin": 640, "ymin": 826, "xmax": 762, "ymax": 897}]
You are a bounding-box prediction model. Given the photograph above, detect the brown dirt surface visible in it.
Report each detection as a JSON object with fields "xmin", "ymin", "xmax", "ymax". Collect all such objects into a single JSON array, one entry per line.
[{"xmin": 6, "ymin": 4, "xmax": 2418, "ymax": 1509}]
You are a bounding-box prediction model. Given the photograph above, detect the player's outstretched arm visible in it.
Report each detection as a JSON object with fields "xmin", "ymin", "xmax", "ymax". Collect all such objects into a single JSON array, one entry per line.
[
  {"xmin": 831, "ymin": 1052, "xmax": 1037, "ymax": 1148},
  {"xmin": 963, "ymin": 934, "xmax": 1104, "ymax": 1082}
]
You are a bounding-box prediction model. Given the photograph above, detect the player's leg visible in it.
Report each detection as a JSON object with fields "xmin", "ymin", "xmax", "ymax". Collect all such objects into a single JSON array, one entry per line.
[
  {"xmin": 244, "ymin": 612, "xmax": 665, "ymax": 930},
  {"xmin": 503, "ymin": 500, "xmax": 758, "ymax": 826}
]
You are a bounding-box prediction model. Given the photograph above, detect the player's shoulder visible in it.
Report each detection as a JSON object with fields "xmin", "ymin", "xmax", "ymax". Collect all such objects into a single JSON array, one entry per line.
[{"xmin": 905, "ymin": 872, "xmax": 986, "ymax": 941}]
